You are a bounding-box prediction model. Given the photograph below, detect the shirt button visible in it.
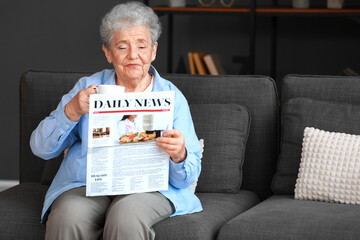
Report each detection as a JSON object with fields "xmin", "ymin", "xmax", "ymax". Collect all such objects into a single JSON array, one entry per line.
[{"xmin": 66, "ymin": 124, "xmax": 70, "ymax": 128}]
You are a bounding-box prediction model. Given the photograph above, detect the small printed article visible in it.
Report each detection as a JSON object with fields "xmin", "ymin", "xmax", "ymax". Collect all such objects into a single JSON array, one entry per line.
[{"xmin": 86, "ymin": 91, "xmax": 174, "ymax": 197}]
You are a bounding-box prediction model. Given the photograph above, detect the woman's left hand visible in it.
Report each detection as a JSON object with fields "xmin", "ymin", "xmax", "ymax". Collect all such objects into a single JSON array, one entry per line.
[{"xmin": 156, "ymin": 129, "xmax": 187, "ymax": 163}]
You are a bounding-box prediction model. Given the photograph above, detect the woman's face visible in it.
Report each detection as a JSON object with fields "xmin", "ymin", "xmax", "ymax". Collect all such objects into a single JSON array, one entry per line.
[
  {"xmin": 128, "ymin": 115, "xmax": 137, "ymax": 122},
  {"xmin": 102, "ymin": 26, "xmax": 157, "ymax": 83}
]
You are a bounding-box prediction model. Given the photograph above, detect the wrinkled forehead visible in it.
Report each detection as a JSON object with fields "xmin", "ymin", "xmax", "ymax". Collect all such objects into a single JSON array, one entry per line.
[{"xmin": 110, "ymin": 26, "xmax": 152, "ymax": 45}]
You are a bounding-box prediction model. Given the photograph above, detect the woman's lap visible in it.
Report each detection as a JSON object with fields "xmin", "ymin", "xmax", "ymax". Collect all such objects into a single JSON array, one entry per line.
[{"xmin": 46, "ymin": 187, "xmax": 174, "ymax": 240}]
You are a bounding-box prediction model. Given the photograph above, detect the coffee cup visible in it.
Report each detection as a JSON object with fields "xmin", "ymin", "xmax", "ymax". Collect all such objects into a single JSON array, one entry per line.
[{"xmin": 95, "ymin": 85, "xmax": 125, "ymax": 95}]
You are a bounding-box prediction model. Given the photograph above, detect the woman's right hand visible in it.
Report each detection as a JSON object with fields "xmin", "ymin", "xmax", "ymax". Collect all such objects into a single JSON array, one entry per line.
[{"xmin": 64, "ymin": 84, "xmax": 98, "ymax": 122}]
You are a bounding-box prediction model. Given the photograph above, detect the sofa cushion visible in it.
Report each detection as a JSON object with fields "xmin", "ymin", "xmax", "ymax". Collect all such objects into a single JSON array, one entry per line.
[
  {"xmin": 273, "ymin": 98, "xmax": 360, "ymax": 195},
  {"xmin": 163, "ymin": 74, "xmax": 278, "ymax": 200},
  {"xmin": 218, "ymin": 194, "xmax": 360, "ymax": 240},
  {"xmin": 189, "ymin": 103, "xmax": 251, "ymax": 193},
  {"xmin": 154, "ymin": 191, "xmax": 259, "ymax": 239},
  {"xmin": 189, "ymin": 139, "xmax": 204, "ymax": 193},
  {"xmin": 42, "ymin": 157, "xmax": 63, "ymax": 185},
  {"xmin": 295, "ymin": 127, "xmax": 360, "ymax": 205},
  {"xmin": 0, "ymin": 183, "xmax": 48, "ymax": 239},
  {"xmin": 21, "ymin": 71, "xmax": 84, "ymax": 183}
]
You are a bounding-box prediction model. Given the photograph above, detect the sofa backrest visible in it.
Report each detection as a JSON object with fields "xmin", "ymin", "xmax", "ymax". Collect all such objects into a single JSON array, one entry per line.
[
  {"xmin": 20, "ymin": 71, "xmax": 279, "ymax": 200},
  {"xmin": 272, "ymin": 74, "xmax": 360, "ymax": 195},
  {"xmin": 20, "ymin": 71, "xmax": 88, "ymax": 183},
  {"xmin": 281, "ymin": 74, "xmax": 360, "ymax": 105},
  {"xmin": 162, "ymin": 74, "xmax": 279, "ymax": 200}
]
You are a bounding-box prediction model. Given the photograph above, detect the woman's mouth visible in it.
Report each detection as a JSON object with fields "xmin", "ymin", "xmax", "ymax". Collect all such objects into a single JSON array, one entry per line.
[{"xmin": 126, "ymin": 64, "xmax": 139, "ymax": 68}]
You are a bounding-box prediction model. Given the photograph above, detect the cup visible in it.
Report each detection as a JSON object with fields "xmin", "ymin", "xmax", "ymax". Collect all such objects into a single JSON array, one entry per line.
[{"xmin": 96, "ymin": 85, "xmax": 125, "ymax": 95}]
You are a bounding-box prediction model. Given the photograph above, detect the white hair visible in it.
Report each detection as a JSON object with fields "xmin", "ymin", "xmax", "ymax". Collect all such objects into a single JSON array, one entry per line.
[{"xmin": 100, "ymin": 1, "xmax": 162, "ymax": 48}]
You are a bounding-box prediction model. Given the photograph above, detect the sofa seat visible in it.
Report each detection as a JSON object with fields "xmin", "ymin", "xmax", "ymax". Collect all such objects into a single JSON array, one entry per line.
[
  {"xmin": 218, "ymin": 195, "xmax": 360, "ymax": 240},
  {"xmin": 0, "ymin": 182, "xmax": 47, "ymax": 239},
  {"xmin": 154, "ymin": 191, "xmax": 259, "ymax": 239},
  {"xmin": 0, "ymin": 184, "xmax": 259, "ymax": 240}
]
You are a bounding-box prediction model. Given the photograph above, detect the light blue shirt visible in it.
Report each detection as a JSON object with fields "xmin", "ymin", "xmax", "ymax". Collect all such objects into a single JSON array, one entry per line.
[{"xmin": 30, "ymin": 66, "xmax": 203, "ymax": 222}]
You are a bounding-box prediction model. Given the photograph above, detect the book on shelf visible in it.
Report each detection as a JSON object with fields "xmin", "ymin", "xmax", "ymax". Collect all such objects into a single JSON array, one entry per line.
[
  {"xmin": 203, "ymin": 54, "xmax": 225, "ymax": 75},
  {"xmin": 187, "ymin": 52, "xmax": 197, "ymax": 74},
  {"xmin": 192, "ymin": 52, "xmax": 209, "ymax": 75},
  {"xmin": 187, "ymin": 51, "xmax": 225, "ymax": 75}
]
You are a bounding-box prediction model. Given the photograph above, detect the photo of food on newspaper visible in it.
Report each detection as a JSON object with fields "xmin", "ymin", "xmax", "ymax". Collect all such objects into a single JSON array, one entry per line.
[
  {"xmin": 117, "ymin": 114, "xmax": 165, "ymax": 144},
  {"xmin": 92, "ymin": 127, "xmax": 110, "ymax": 138},
  {"xmin": 119, "ymin": 130, "xmax": 162, "ymax": 144}
]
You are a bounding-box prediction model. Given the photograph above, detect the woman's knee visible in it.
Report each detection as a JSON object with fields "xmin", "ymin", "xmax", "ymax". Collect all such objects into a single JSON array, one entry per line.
[
  {"xmin": 105, "ymin": 199, "xmax": 145, "ymax": 227},
  {"xmin": 104, "ymin": 198, "xmax": 152, "ymax": 239},
  {"xmin": 103, "ymin": 193, "xmax": 172, "ymax": 239},
  {"xmin": 46, "ymin": 189, "xmax": 110, "ymax": 239},
  {"xmin": 47, "ymin": 201, "xmax": 88, "ymax": 230}
]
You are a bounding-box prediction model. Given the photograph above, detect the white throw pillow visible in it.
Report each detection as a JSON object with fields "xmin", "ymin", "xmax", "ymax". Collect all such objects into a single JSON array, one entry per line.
[
  {"xmin": 295, "ymin": 127, "xmax": 360, "ymax": 205},
  {"xmin": 190, "ymin": 139, "xmax": 204, "ymax": 193}
]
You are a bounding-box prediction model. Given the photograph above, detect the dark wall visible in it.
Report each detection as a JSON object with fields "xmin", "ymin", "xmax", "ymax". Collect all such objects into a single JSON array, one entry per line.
[
  {"xmin": 0, "ymin": 0, "xmax": 126, "ymax": 180},
  {"xmin": 1, "ymin": 0, "xmax": 360, "ymax": 180}
]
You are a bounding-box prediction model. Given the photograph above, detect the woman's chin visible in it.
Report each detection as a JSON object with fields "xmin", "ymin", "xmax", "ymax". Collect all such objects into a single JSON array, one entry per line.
[{"xmin": 121, "ymin": 68, "xmax": 142, "ymax": 77}]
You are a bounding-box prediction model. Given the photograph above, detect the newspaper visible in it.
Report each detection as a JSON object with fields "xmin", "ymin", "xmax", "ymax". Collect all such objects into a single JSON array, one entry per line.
[{"xmin": 86, "ymin": 91, "xmax": 174, "ymax": 196}]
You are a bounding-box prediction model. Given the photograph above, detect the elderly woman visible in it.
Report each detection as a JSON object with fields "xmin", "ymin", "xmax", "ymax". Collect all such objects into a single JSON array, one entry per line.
[{"xmin": 30, "ymin": 2, "xmax": 202, "ymax": 240}]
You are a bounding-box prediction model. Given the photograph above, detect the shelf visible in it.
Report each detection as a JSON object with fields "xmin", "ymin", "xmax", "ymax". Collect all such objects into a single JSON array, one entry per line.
[
  {"xmin": 152, "ymin": 6, "xmax": 251, "ymax": 14},
  {"xmin": 153, "ymin": 6, "xmax": 360, "ymax": 16},
  {"xmin": 152, "ymin": 5, "xmax": 360, "ymax": 76},
  {"xmin": 152, "ymin": 5, "xmax": 256, "ymax": 73},
  {"xmin": 256, "ymin": 8, "xmax": 360, "ymax": 17}
]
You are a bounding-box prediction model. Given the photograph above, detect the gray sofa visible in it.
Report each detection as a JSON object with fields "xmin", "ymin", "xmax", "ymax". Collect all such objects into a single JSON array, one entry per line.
[
  {"xmin": 0, "ymin": 71, "xmax": 359, "ymax": 239},
  {"xmin": 218, "ymin": 75, "xmax": 360, "ymax": 240}
]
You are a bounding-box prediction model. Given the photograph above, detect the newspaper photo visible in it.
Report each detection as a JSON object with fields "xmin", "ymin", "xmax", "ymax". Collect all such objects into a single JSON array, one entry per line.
[{"xmin": 86, "ymin": 91, "xmax": 175, "ymax": 196}]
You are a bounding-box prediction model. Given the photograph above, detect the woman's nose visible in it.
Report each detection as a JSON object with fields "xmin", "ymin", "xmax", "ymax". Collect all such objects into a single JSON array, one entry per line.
[{"xmin": 128, "ymin": 46, "xmax": 138, "ymax": 59}]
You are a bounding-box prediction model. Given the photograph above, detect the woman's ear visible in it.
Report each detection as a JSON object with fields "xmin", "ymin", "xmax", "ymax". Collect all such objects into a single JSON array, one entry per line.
[
  {"xmin": 151, "ymin": 42, "xmax": 158, "ymax": 62},
  {"xmin": 102, "ymin": 44, "xmax": 112, "ymax": 64}
]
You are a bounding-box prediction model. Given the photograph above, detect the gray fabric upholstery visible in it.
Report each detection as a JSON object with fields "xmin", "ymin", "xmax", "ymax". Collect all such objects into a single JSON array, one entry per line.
[
  {"xmin": 12, "ymin": 71, "xmax": 278, "ymax": 240},
  {"xmin": 281, "ymin": 74, "xmax": 360, "ymax": 106},
  {"xmin": 218, "ymin": 75, "xmax": 360, "ymax": 240},
  {"xmin": 20, "ymin": 71, "xmax": 88, "ymax": 183},
  {"xmin": 190, "ymin": 103, "xmax": 251, "ymax": 193},
  {"xmin": 273, "ymin": 98, "xmax": 360, "ymax": 194},
  {"xmin": 218, "ymin": 195, "xmax": 360, "ymax": 240},
  {"xmin": 0, "ymin": 183, "xmax": 48, "ymax": 240},
  {"xmin": 272, "ymin": 74, "xmax": 360, "ymax": 196},
  {"xmin": 24, "ymin": 72, "xmax": 278, "ymax": 200},
  {"xmin": 162, "ymin": 74, "xmax": 278, "ymax": 200},
  {"xmin": 154, "ymin": 191, "xmax": 259, "ymax": 240},
  {"xmin": 42, "ymin": 158, "xmax": 62, "ymax": 185}
]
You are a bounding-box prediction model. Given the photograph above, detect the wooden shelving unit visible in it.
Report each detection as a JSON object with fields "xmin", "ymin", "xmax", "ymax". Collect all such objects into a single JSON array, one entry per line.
[
  {"xmin": 152, "ymin": 6, "xmax": 251, "ymax": 13},
  {"xmin": 256, "ymin": 7, "xmax": 360, "ymax": 16},
  {"xmin": 152, "ymin": 4, "xmax": 257, "ymax": 74},
  {"xmin": 257, "ymin": 8, "xmax": 360, "ymax": 77},
  {"xmin": 152, "ymin": 4, "xmax": 360, "ymax": 76}
]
